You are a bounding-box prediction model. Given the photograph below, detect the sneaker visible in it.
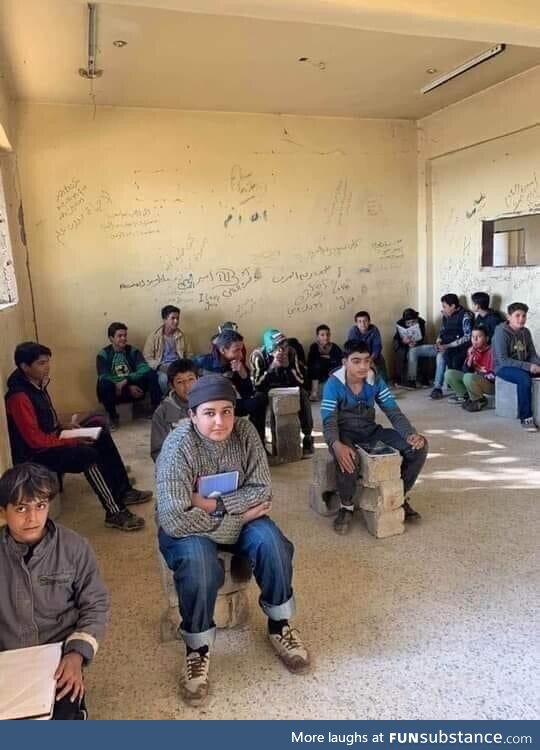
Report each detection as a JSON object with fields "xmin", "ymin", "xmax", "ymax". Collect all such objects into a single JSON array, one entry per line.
[
  {"xmin": 181, "ymin": 649, "xmax": 210, "ymax": 706},
  {"xmin": 402, "ymin": 380, "xmax": 417, "ymax": 390},
  {"xmin": 430, "ymin": 387, "xmax": 443, "ymax": 400},
  {"xmin": 462, "ymin": 398, "xmax": 487, "ymax": 412},
  {"xmin": 403, "ymin": 498, "xmax": 421, "ymax": 521},
  {"xmin": 108, "ymin": 416, "xmax": 120, "ymax": 432},
  {"xmin": 333, "ymin": 507, "xmax": 354, "ymax": 535},
  {"xmin": 448, "ymin": 394, "xmax": 468, "ymax": 404},
  {"xmin": 521, "ymin": 417, "xmax": 539, "ymax": 432},
  {"xmin": 302, "ymin": 435, "xmax": 314, "ymax": 457},
  {"xmin": 104, "ymin": 508, "xmax": 145, "ymax": 531},
  {"xmin": 268, "ymin": 625, "xmax": 310, "ymax": 674},
  {"xmin": 122, "ymin": 488, "xmax": 153, "ymax": 505}
]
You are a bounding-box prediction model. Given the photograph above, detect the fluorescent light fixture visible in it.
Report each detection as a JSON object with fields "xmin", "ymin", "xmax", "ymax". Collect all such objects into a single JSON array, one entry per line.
[{"xmin": 421, "ymin": 43, "xmax": 505, "ymax": 94}]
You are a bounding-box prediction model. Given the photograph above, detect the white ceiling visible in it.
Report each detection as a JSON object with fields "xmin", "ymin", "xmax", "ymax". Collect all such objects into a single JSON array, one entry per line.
[{"xmin": 1, "ymin": 0, "xmax": 540, "ymax": 119}]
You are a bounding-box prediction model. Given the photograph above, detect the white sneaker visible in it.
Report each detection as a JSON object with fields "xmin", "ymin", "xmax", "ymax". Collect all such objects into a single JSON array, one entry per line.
[
  {"xmin": 521, "ymin": 417, "xmax": 539, "ymax": 432},
  {"xmin": 268, "ymin": 625, "xmax": 310, "ymax": 673},
  {"xmin": 181, "ymin": 649, "xmax": 210, "ymax": 706}
]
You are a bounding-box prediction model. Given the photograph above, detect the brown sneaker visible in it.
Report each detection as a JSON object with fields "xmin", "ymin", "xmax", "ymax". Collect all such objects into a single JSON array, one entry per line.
[
  {"xmin": 122, "ymin": 488, "xmax": 153, "ymax": 505},
  {"xmin": 181, "ymin": 649, "xmax": 210, "ymax": 706},
  {"xmin": 104, "ymin": 509, "xmax": 145, "ymax": 531},
  {"xmin": 268, "ymin": 625, "xmax": 310, "ymax": 674}
]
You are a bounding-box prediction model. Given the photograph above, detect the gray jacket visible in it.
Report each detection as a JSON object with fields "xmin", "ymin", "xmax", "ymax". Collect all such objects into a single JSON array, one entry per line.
[
  {"xmin": 492, "ymin": 322, "xmax": 540, "ymax": 372},
  {"xmin": 0, "ymin": 520, "xmax": 109, "ymax": 663},
  {"xmin": 150, "ymin": 392, "xmax": 189, "ymax": 461}
]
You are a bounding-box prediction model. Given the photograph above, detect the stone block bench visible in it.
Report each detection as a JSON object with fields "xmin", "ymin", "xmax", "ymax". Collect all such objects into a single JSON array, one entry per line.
[
  {"xmin": 268, "ymin": 387, "xmax": 302, "ymax": 464},
  {"xmin": 309, "ymin": 444, "xmax": 405, "ymax": 538},
  {"xmin": 157, "ymin": 549, "xmax": 252, "ymax": 642},
  {"xmin": 495, "ymin": 376, "xmax": 540, "ymax": 421}
]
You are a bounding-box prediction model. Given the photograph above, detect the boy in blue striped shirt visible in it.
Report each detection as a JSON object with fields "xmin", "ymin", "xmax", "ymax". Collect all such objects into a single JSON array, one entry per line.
[{"xmin": 321, "ymin": 341, "xmax": 427, "ymax": 534}]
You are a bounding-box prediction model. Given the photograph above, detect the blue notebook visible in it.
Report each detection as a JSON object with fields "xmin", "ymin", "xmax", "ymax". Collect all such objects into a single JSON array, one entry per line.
[{"xmin": 198, "ymin": 471, "xmax": 239, "ymax": 497}]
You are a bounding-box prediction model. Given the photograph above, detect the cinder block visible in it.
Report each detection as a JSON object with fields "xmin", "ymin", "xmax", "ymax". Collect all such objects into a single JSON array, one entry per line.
[
  {"xmin": 268, "ymin": 387, "xmax": 300, "ymax": 416},
  {"xmin": 117, "ymin": 401, "xmax": 134, "ymax": 422},
  {"xmin": 270, "ymin": 413, "xmax": 302, "ymax": 463},
  {"xmin": 309, "ymin": 483, "xmax": 340, "ymax": 516},
  {"xmin": 357, "ymin": 479, "xmax": 404, "ymax": 513},
  {"xmin": 362, "ymin": 507, "xmax": 405, "ymax": 539},
  {"xmin": 495, "ymin": 376, "xmax": 540, "ymax": 421},
  {"xmin": 312, "ymin": 448, "xmax": 337, "ymax": 493},
  {"xmin": 158, "ymin": 548, "xmax": 252, "ymax": 641},
  {"xmin": 356, "ymin": 444, "xmax": 402, "ymax": 488},
  {"xmin": 495, "ymin": 377, "xmax": 518, "ymax": 419}
]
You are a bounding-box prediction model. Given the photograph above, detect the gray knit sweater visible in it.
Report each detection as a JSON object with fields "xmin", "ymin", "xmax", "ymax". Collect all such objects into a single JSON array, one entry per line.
[{"xmin": 156, "ymin": 417, "xmax": 272, "ymax": 544}]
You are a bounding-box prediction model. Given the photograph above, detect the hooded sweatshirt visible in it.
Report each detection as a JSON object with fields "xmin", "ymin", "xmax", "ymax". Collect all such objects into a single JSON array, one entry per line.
[
  {"xmin": 345, "ymin": 324, "xmax": 383, "ymax": 359},
  {"xmin": 150, "ymin": 391, "xmax": 190, "ymax": 461},
  {"xmin": 492, "ymin": 323, "xmax": 540, "ymax": 372}
]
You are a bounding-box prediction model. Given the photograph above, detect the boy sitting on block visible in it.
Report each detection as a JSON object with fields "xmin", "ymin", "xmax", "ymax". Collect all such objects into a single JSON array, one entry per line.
[
  {"xmin": 444, "ymin": 326, "xmax": 495, "ymax": 411},
  {"xmin": 321, "ymin": 341, "xmax": 427, "ymax": 535}
]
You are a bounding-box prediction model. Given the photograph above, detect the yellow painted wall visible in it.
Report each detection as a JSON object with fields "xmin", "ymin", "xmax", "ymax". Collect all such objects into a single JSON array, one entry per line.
[
  {"xmin": 0, "ymin": 93, "xmax": 36, "ymax": 472},
  {"xmin": 16, "ymin": 103, "xmax": 418, "ymax": 412},
  {"xmin": 418, "ymin": 66, "xmax": 540, "ymax": 340}
]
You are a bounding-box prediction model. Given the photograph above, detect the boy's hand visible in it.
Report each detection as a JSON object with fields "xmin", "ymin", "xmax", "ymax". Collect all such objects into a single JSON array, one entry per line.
[
  {"xmin": 333, "ymin": 441, "xmax": 357, "ymax": 474},
  {"xmin": 191, "ymin": 492, "xmax": 217, "ymax": 514},
  {"xmin": 530, "ymin": 363, "xmax": 540, "ymax": 375},
  {"xmin": 115, "ymin": 379, "xmax": 128, "ymax": 395},
  {"xmin": 128, "ymin": 384, "xmax": 144, "ymax": 398},
  {"xmin": 55, "ymin": 652, "xmax": 84, "ymax": 702},
  {"xmin": 407, "ymin": 433, "xmax": 425, "ymax": 450},
  {"xmin": 243, "ymin": 500, "xmax": 272, "ymax": 522}
]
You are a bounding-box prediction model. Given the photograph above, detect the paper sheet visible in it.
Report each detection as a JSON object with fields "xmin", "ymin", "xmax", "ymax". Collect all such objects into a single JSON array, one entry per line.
[{"xmin": 0, "ymin": 642, "xmax": 62, "ymax": 720}]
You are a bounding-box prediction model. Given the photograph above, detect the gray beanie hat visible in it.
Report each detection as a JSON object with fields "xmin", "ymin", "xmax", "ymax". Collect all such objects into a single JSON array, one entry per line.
[{"xmin": 188, "ymin": 374, "xmax": 237, "ymax": 411}]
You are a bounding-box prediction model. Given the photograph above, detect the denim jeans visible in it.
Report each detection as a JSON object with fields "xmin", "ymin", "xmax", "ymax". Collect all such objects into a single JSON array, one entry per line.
[
  {"xmin": 408, "ymin": 345, "xmax": 446, "ymax": 387},
  {"xmin": 496, "ymin": 367, "xmax": 534, "ymax": 420},
  {"xmin": 333, "ymin": 426, "xmax": 428, "ymax": 505},
  {"xmin": 158, "ymin": 517, "xmax": 295, "ymax": 649}
]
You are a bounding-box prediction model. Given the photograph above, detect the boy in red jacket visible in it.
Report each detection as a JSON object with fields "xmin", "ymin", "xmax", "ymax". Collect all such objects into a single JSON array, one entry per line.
[{"xmin": 444, "ymin": 326, "xmax": 495, "ymax": 411}]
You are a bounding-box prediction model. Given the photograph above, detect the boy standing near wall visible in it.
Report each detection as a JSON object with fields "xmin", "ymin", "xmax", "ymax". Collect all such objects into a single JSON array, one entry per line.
[
  {"xmin": 321, "ymin": 341, "xmax": 427, "ymax": 535},
  {"xmin": 144, "ymin": 305, "xmax": 190, "ymax": 394},
  {"xmin": 493, "ymin": 302, "xmax": 540, "ymax": 431},
  {"xmin": 97, "ymin": 322, "xmax": 161, "ymax": 429},
  {"xmin": 0, "ymin": 463, "xmax": 109, "ymax": 719}
]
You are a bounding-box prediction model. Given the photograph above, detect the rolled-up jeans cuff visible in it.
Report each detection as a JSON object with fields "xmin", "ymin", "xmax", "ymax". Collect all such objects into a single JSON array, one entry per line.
[
  {"xmin": 180, "ymin": 626, "xmax": 216, "ymax": 650},
  {"xmin": 261, "ymin": 594, "xmax": 296, "ymax": 621}
]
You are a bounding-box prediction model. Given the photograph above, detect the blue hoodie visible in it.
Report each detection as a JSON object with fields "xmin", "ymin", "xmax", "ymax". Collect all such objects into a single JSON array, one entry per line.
[
  {"xmin": 321, "ymin": 366, "xmax": 415, "ymax": 447},
  {"xmin": 345, "ymin": 324, "xmax": 383, "ymax": 359}
]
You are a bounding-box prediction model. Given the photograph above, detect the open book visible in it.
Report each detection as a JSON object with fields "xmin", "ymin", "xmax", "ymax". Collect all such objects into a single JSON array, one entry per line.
[
  {"xmin": 0, "ymin": 642, "xmax": 62, "ymax": 720},
  {"xmin": 396, "ymin": 323, "xmax": 423, "ymax": 343},
  {"xmin": 59, "ymin": 427, "xmax": 102, "ymax": 440}
]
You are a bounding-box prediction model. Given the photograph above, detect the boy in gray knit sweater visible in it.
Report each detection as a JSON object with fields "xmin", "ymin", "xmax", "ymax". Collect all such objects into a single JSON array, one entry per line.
[{"xmin": 156, "ymin": 374, "xmax": 310, "ymax": 706}]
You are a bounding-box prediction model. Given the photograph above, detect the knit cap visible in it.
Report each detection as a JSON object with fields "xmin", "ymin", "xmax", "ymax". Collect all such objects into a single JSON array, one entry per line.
[
  {"xmin": 188, "ymin": 374, "xmax": 237, "ymax": 410},
  {"xmin": 262, "ymin": 328, "xmax": 287, "ymax": 353}
]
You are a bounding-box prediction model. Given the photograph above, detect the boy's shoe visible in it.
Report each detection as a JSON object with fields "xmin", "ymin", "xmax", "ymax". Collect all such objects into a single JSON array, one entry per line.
[
  {"xmin": 122, "ymin": 488, "xmax": 153, "ymax": 505},
  {"xmin": 181, "ymin": 649, "xmax": 210, "ymax": 707},
  {"xmin": 448, "ymin": 394, "xmax": 468, "ymax": 404},
  {"xmin": 521, "ymin": 417, "xmax": 539, "ymax": 432},
  {"xmin": 402, "ymin": 380, "xmax": 417, "ymax": 390},
  {"xmin": 104, "ymin": 509, "xmax": 145, "ymax": 531},
  {"xmin": 108, "ymin": 416, "xmax": 120, "ymax": 432},
  {"xmin": 403, "ymin": 498, "xmax": 421, "ymax": 521},
  {"xmin": 333, "ymin": 507, "xmax": 354, "ymax": 535},
  {"xmin": 462, "ymin": 398, "xmax": 487, "ymax": 412},
  {"xmin": 268, "ymin": 625, "xmax": 310, "ymax": 674},
  {"xmin": 302, "ymin": 435, "xmax": 314, "ymax": 457},
  {"xmin": 430, "ymin": 387, "xmax": 443, "ymax": 400}
]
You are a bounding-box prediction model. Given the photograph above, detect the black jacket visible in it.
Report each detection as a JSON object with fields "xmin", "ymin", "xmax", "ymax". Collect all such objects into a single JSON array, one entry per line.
[{"xmin": 5, "ymin": 369, "xmax": 59, "ymax": 463}]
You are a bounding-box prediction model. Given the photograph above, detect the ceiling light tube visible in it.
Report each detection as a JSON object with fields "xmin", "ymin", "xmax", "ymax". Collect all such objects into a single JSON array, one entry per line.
[{"xmin": 421, "ymin": 43, "xmax": 505, "ymax": 94}]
